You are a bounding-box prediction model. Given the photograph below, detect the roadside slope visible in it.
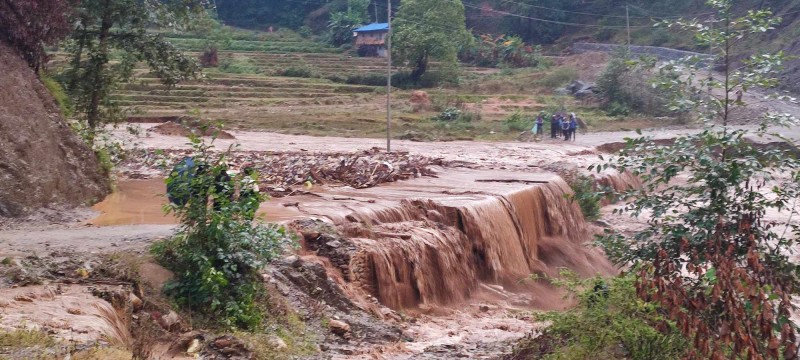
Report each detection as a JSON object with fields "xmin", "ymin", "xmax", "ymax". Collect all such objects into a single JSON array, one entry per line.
[{"xmin": 0, "ymin": 41, "xmax": 110, "ymax": 217}]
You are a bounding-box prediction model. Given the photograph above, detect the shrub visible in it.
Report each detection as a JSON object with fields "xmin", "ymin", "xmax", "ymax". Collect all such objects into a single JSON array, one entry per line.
[
  {"xmin": 566, "ymin": 174, "xmax": 601, "ymax": 221},
  {"xmin": 40, "ymin": 73, "xmax": 73, "ymax": 117},
  {"xmin": 152, "ymin": 136, "xmax": 291, "ymax": 329},
  {"xmin": 218, "ymin": 56, "xmax": 260, "ymax": 74},
  {"xmin": 509, "ymin": 273, "xmax": 687, "ymax": 360},
  {"xmin": 343, "ymin": 73, "xmax": 386, "ymax": 86},
  {"xmin": 503, "ymin": 111, "xmax": 533, "ymax": 132},
  {"xmin": 279, "ymin": 65, "xmax": 316, "ymax": 78},
  {"xmin": 534, "ymin": 66, "xmax": 578, "ymax": 89},
  {"xmin": 437, "ymin": 107, "xmax": 461, "ymax": 121}
]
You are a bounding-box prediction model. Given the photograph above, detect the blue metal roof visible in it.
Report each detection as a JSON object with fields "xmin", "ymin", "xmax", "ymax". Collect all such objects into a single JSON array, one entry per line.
[{"xmin": 354, "ymin": 23, "xmax": 389, "ymax": 32}]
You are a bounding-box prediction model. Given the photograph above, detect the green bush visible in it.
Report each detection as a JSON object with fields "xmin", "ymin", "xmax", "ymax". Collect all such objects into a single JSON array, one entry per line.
[
  {"xmin": 437, "ymin": 107, "xmax": 461, "ymax": 121},
  {"xmin": 535, "ymin": 66, "xmax": 578, "ymax": 88},
  {"xmin": 503, "ymin": 111, "xmax": 534, "ymax": 132},
  {"xmin": 279, "ymin": 65, "xmax": 316, "ymax": 78},
  {"xmin": 152, "ymin": 136, "xmax": 292, "ymax": 329},
  {"xmin": 510, "ymin": 273, "xmax": 687, "ymax": 360},
  {"xmin": 566, "ymin": 174, "xmax": 601, "ymax": 221},
  {"xmin": 218, "ymin": 56, "xmax": 261, "ymax": 74},
  {"xmin": 40, "ymin": 73, "xmax": 73, "ymax": 117}
]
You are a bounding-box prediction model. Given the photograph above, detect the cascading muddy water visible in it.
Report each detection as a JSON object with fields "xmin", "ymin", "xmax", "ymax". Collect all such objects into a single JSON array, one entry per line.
[{"xmin": 336, "ymin": 177, "xmax": 614, "ymax": 310}]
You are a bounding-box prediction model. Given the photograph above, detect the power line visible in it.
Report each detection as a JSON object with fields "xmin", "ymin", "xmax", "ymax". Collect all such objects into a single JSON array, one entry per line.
[
  {"xmin": 490, "ymin": 0, "xmax": 694, "ymax": 20},
  {"xmin": 461, "ymin": 2, "xmax": 654, "ymax": 29}
]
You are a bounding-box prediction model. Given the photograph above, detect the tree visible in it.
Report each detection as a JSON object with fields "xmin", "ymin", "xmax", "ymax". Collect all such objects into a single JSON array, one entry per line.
[
  {"xmin": 327, "ymin": 0, "xmax": 371, "ymax": 47},
  {"xmin": 595, "ymin": 1, "xmax": 800, "ymax": 358},
  {"xmin": 327, "ymin": 11, "xmax": 361, "ymax": 46},
  {"xmin": 62, "ymin": 0, "xmax": 205, "ymax": 141},
  {"xmin": 392, "ymin": 0, "xmax": 470, "ymax": 82},
  {"xmin": 0, "ymin": 0, "xmax": 74, "ymax": 71},
  {"xmin": 189, "ymin": 13, "xmax": 233, "ymax": 67}
]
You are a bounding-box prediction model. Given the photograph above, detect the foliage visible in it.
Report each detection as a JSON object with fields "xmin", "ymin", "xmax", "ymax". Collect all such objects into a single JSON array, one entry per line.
[
  {"xmin": 40, "ymin": 72, "xmax": 74, "ymax": 117},
  {"xmin": 218, "ymin": 55, "xmax": 260, "ymax": 74},
  {"xmin": 188, "ymin": 13, "xmax": 233, "ymax": 67},
  {"xmin": 392, "ymin": 0, "xmax": 470, "ymax": 83},
  {"xmin": 326, "ymin": 11, "xmax": 360, "ymax": 47},
  {"xmin": 0, "ymin": 0, "xmax": 74, "ymax": 71},
  {"xmin": 279, "ymin": 65, "xmax": 316, "ymax": 78},
  {"xmin": 596, "ymin": 49, "xmax": 676, "ymax": 117},
  {"xmin": 595, "ymin": 1, "xmax": 800, "ymax": 358},
  {"xmin": 503, "ymin": 111, "xmax": 534, "ymax": 132},
  {"xmin": 535, "ymin": 66, "xmax": 578, "ymax": 88},
  {"xmin": 437, "ymin": 107, "xmax": 462, "ymax": 121},
  {"xmin": 459, "ymin": 34, "xmax": 541, "ymax": 68},
  {"xmin": 153, "ymin": 136, "xmax": 291, "ymax": 329},
  {"xmin": 61, "ymin": 0, "xmax": 204, "ymax": 141},
  {"xmin": 511, "ymin": 273, "xmax": 687, "ymax": 360},
  {"xmin": 566, "ymin": 174, "xmax": 601, "ymax": 221}
]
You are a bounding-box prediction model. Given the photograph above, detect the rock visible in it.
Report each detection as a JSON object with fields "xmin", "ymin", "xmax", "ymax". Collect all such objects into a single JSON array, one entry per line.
[
  {"xmin": 267, "ymin": 335, "xmax": 287, "ymax": 350},
  {"xmin": 186, "ymin": 338, "xmax": 202, "ymax": 354},
  {"xmin": 67, "ymin": 308, "xmax": 83, "ymax": 315},
  {"xmin": 592, "ymin": 219, "xmax": 612, "ymax": 228},
  {"xmin": 0, "ymin": 299, "xmax": 9, "ymax": 307},
  {"xmin": 161, "ymin": 310, "xmax": 181, "ymax": 330},
  {"xmin": 329, "ymin": 319, "xmax": 351, "ymax": 336},
  {"xmin": 326, "ymin": 240, "xmax": 341, "ymax": 248},
  {"xmin": 214, "ymin": 338, "xmax": 233, "ymax": 348},
  {"xmin": 13, "ymin": 295, "xmax": 33, "ymax": 302},
  {"xmin": 138, "ymin": 262, "xmax": 174, "ymax": 291},
  {"xmin": 409, "ymin": 90, "xmax": 431, "ymax": 112},
  {"xmin": 130, "ymin": 293, "xmax": 143, "ymax": 311},
  {"xmin": 479, "ymin": 304, "xmax": 490, "ymax": 312}
]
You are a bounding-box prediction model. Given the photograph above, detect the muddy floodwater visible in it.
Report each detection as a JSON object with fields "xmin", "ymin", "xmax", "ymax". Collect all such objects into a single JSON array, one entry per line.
[{"xmin": 90, "ymin": 178, "xmax": 305, "ymax": 226}]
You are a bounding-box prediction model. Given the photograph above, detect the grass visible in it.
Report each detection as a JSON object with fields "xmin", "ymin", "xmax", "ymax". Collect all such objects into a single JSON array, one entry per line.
[
  {"xmin": 0, "ymin": 329, "xmax": 57, "ymax": 349},
  {"xmin": 510, "ymin": 273, "xmax": 687, "ymax": 360}
]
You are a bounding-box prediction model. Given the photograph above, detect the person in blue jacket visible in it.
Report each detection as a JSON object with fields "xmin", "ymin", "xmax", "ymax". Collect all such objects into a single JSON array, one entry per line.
[{"xmin": 569, "ymin": 113, "xmax": 578, "ymax": 141}]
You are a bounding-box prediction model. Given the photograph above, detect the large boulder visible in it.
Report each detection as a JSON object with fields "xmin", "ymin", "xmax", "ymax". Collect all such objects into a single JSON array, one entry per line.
[{"xmin": 0, "ymin": 41, "xmax": 109, "ymax": 217}]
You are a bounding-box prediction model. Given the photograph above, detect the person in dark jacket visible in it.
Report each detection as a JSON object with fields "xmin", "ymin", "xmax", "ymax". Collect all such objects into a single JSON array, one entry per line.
[
  {"xmin": 535, "ymin": 113, "xmax": 544, "ymax": 136},
  {"xmin": 562, "ymin": 116, "xmax": 571, "ymax": 140},
  {"xmin": 550, "ymin": 113, "xmax": 559, "ymax": 139}
]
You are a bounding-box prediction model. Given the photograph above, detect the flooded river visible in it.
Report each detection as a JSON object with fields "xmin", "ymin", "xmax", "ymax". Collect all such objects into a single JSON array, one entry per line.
[{"xmin": 89, "ymin": 178, "xmax": 305, "ymax": 226}]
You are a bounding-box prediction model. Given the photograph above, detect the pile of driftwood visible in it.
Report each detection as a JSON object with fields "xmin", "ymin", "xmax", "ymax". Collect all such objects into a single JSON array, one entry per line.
[{"xmin": 122, "ymin": 147, "xmax": 443, "ymax": 196}]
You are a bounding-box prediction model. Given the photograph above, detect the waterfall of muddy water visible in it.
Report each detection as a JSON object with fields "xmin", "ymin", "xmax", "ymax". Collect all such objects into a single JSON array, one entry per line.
[
  {"xmin": 91, "ymin": 169, "xmax": 614, "ymax": 310},
  {"xmin": 89, "ymin": 178, "xmax": 307, "ymax": 226},
  {"xmin": 293, "ymin": 169, "xmax": 616, "ymax": 310}
]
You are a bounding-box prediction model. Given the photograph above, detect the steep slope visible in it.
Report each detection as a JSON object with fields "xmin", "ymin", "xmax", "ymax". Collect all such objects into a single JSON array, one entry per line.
[{"xmin": 0, "ymin": 41, "xmax": 110, "ymax": 217}]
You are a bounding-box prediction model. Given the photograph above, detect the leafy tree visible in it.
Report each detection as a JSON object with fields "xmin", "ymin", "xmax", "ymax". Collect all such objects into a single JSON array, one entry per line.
[
  {"xmin": 392, "ymin": 0, "xmax": 470, "ymax": 82},
  {"xmin": 153, "ymin": 136, "xmax": 291, "ymax": 329},
  {"xmin": 327, "ymin": 11, "xmax": 361, "ymax": 46},
  {"xmin": 0, "ymin": 0, "xmax": 74, "ymax": 71},
  {"xmin": 62, "ymin": 0, "xmax": 204, "ymax": 141},
  {"xmin": 327, "ymin": 0, "xmax": 371, "ymax": 46},
  {"xmin": 595, "ymin": 1, "xmax": 800, "ymax": 357},
  {"xmin": 189, "ymin": 13, "xmax": 233, "ymax": 67}
]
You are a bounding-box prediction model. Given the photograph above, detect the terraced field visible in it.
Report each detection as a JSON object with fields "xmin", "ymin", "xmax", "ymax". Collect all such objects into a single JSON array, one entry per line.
[{"xmin": 57, "ymin": 29, "xmax": 646, "ymax": 139}]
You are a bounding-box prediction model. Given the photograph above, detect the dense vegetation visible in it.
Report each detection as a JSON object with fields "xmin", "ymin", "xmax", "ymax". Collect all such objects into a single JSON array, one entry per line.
[
  {"xmin": 514, "ymin": 1, "xmax": 800, "ymax": 358},
  {"xmin": 153, "ymin": 136, "xmax": 292, "ymax": 329}
]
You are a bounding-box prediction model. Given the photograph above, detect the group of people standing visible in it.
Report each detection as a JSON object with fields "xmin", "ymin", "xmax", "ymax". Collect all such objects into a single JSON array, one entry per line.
[{"xmin": 532, "ymin": 112, "xmax": 580, "ymax": 141}]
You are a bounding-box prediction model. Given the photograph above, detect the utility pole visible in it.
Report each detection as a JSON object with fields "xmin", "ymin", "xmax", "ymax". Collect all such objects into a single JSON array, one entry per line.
[
  {"xmin": 626, "ymin": 5, "xmax": 631, "ymax": 51},
  {"xmin": 386, "ymin": 0, "xmax": 392, "ymax": 152},
  {"xmin": 374, "ymin": 1, "xmax": 378, "ymax": 23}
]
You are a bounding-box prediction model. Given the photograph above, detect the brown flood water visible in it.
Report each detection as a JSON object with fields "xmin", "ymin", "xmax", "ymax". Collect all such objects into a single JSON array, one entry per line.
[{"xmin": 90, "ymin": 178, "xmax": 304, "ymax": 226}]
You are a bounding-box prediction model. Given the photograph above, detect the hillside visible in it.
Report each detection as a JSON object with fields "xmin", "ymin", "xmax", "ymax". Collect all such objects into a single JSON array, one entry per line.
[
  {"xmin": 213, "ymin": 0, "xmax": 800, "ymax": 94},
  {"xmin": 0, "ymin": 41, "xmax": 109, "ymax": 218}
]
